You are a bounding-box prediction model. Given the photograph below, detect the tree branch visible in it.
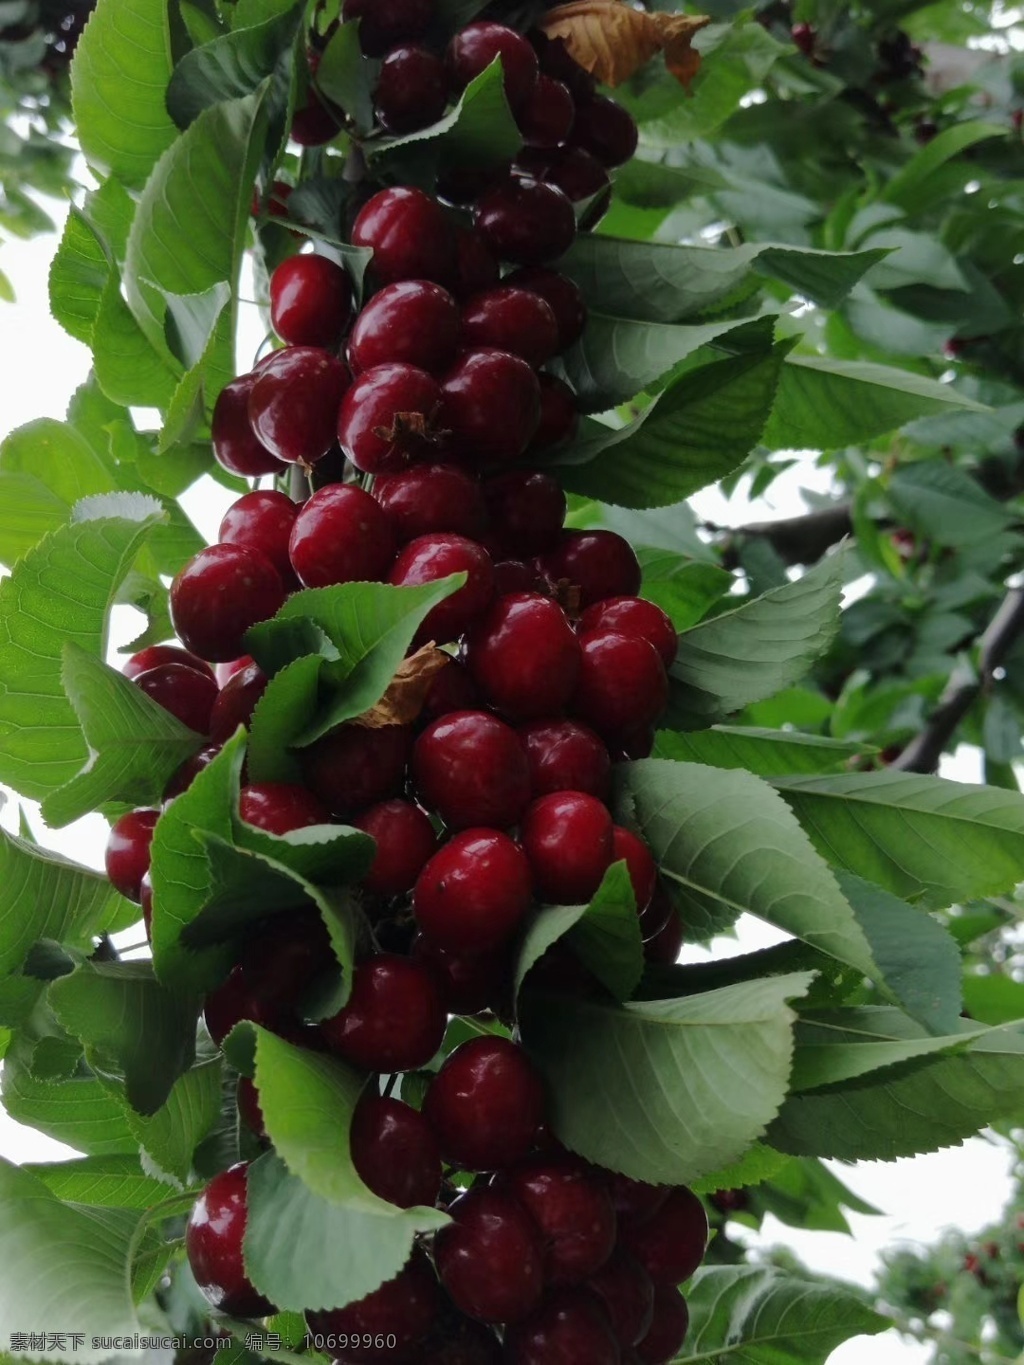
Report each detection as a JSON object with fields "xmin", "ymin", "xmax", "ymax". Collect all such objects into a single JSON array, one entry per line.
[{"xmin": 719, "ymin": 503, "xmax": 854, "ymax": 567}]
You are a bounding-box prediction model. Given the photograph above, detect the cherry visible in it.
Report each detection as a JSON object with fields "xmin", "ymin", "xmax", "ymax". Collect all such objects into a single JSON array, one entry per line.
[
  {"xmin": 517, "ymin": 73, "xmax": 575, "ymax": 145},
  {"xmin": 122, "ymin": 644, "xmax": 214, "ymax": 682},
  {"xmin": 541, "ymin": 531, "xmax": 642, "ymax": 607},
  {"xmin": 421, "ymin": 1316, "xmax": 503, "ymax": 1364},
  {"xmin": 419, "ymin": 658, "xmax": 481, "ymax": 725},
  {"xmin": 216, "ymin": 656, "xmax": 254, "ymax": 687},
  {"xmin": 349, "ymin": 281, "xmax": 461, "ymax": 376},
  {"xmin": 320, "ymin": 952, "xmax": 446, "ymax": 1071},
  {"xmin": 615, "ymin": 726, "xmax": 655, "ymax": 761},
  {"xmin": 105, "ymin": 808, "xmax": 159, "ymax": 901},
  {"xmin": 238, "ymin": 782, "xmax": 331, "ymax": 835},
  {"xmin": 620, "ymin": 1186, "xmax": 708, "ymax": 1286},
  {"xmin": 504, "ymin": 1286, "xmax": 620, "ymax": 1365},
  {"xmin": 466, "ymin": 593, "xmax": 580, "ymax": 720},
  {"xmin": 505, "ymin": 267, "xmax": 587, "ymax": 350},
  {"xmin": 269, "ymin": 254, "xmax": 352, "ymax": 347},
  {"xmin": 588, "ymin": 1249, "xmax": 655, "ymax": 1349},
  {"xmin": 289, "ymin": 484, "xmax": 397, "ymax": 588},
  {"xmin": 638, "ymin": 884, "xmax": 672, "ymax": 940},
  {"xmin": 352, "ymin": 187, "xmax": 456, "ymax": 287},
  {"xmin": 212, "ymin": 373, "xmax": 286, "ymax": 478},
  {"xmin": 474, "ymin": 177, "xmax": 576, "ymax": 266},
  {"xmin": 447, "ymin": 23, "xmax": 539, "ymax": 111},
  {"xmin": 574, "ymin": 631, "xmax": 668, "ymax": 740},
  {"xmin": 389, "ymin": 533, "xmax": 496, "ymax": 645},
  {"xmin": 461, "ymin": 287, "xmax": 559, "ymax": 367},
  {"xmin": 515, "ymin": 144, "xmax": 611, "ymax": 213},
  {"xmin": 601, "ymin": 1173, "xmax": 668, "ymax": 1230},
  {"xmin": 425, "ymin": 1035, "xmax": 545, "ymax": 1170},
  {"xmin": 437, "ymin": 162, "xmax": 508, "ymax": 207},
  {"xmin": 483, "ymin": 469, "xmax": 566, "ymax": 556},
  {"xmin": 375, "ymin": 44, "xmax": 449, "ymax": 132},
  {"xmin": 290, "ymin": 86, "xmax": 342, "ymax": 146},
  {"xmin": 580, "ymin": 598, "xmax": 677, "ymax": 669},
  {"xmin": 494, "ymin": 559, "xmax": 540, "ymax": 595},
  {"xmin": 301, "ymin": 723, "xmax": 412, "ymax": 819},
  {"xmin": 171, "ymin": 544, "xmax": 285, "ymax": 663},
  {"xmin": 248, "ymin": 346, "xmax": 351, "ymax": 466},
  {"xmin": 611, "ymin": 827, "xmax": 657, "ymax": 913},
  {"xmin": 413, "ymin": 710, "xmax": 530, "ymax": 829},
  {"xmin": 414, "ymin": 827, "xmax": 532, "ymax": 952},
  {"xmin": 519, "ymin": 719, "xmax": 612, "ymax": 801},
  {"xmin": 533, "ymin": 373, "xmax": 580, "ymax": 452},
  {"xmin": 353, "ymin": 798, "xmax": 438, "ymax": 897},
  {"xmin": 571, "ymin": 95, "xmax": 639, "ymax": 168},
  {"xmin": 342, "ymin": 0, "xmax": 433, "ymax": 57},
  {"xmin": 521, "ymin": 790, "xmax": 614, "ymax": 904},
  {"xmin": 164, "ymin": 744, "xmax": 222, "ymax": 800},
  {"xmin": 791, "ymin": 21, "xmax": 816, "ymax": 55},
  {"xmin": 132, "ymin": 662, "xmax": 218, "ymax": 734},
  {"xmin": 209, "ymin": 660, "xmax": 268, "ymax": 744},
  {"xmin": 306, "ymin": 1246, "xmax": 441, "ymax": 1362},
  {"xmin": 643, "ymin": 910, "xmax": 684, "ymax": 964},
  {"xmin": 219, "ymin": 490, "xmax": 298, "ymax": 586},
  {"xmin": 441, "ymin": 348, "xmax": 541, "ymax": 465},
  {"xmin": 140, "ymin": 872, "xmax": 154, "ymax": 938},
  {"xmin": 338, "ymin": 363, "xmax": 444, "ymax": 474},
  {"xmin": 499, "ymin": 1152, "xmax": 617, "ymax": 1284},
  {"xmin": 412, "ymin": 933, "xmax": 511, "ymax": 1016},
  {"xmin": 532, "ymin": 30, "xmax": 597, "ymax": 102},
  {"xmin": 204, "ymin": 912, "xmax": 331, "ymax": 1045},
  {"xmin": 452, "ymin": 226, "xmax": 501, "ymax": 300},
  {"xmin": 186, "ymin": 1163, "xmax": 275, "ymax": 1318},
  {"xmin": 373, "ymin": 463, "xmax": 487, "ymax": 544},
  {"xmin": 434, "ymin": 1188, "xmax": 545, "ymax": 1324},
  {"xmin": 237, "ymin": 1076, "xmax": 266, "ymax": 1139},
  {"xmin": 350, "ymin": 1093, "xmax": 441, "ymax": 1208},
  {"xmin": 634, "ymin": 1285, "xmax": 689, "ymax": 1364}
]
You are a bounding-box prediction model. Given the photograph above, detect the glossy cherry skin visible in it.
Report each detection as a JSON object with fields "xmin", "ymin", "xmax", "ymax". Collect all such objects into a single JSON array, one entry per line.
[
  {"xmin": 504, "ymin": 1286, "xmax": 620, "ymax": 1365},
  {"xmin": 212, "ymin": 373, "xmax": 286, "ymax": 477},
  {"xmin": 373, "ymin": 463, "xmax": 487, "ymax": 545},
  {"xmin": 419, "ymin": 658, "xmax": 481, "ymax": 725},
  {"xmin": 105, "ymin": 808, "xmax": 159, "ymax": 902},
  {"xmin": 635, "ymin": 1285, "xmax": 689, "ymax": 1364},
  {"xmin": 506, "ymin": 267, "xmax": 587, "ymax": 351},
  {"xmin": 353, "ymin": 798, "xmax": 438, "ymax": 897},
  {"xmin": 574, "ymin": 631, "xmax": 668, "ymax": 741},
  {"xmin": 209, "ymin": 659, "xmax": 268, "ymax": 744},
  {"xmin": 412, "ymin": 933, "xmax": 511, "ymax": 1016},
  {"xmin": 122, "ymin": 644, "xmax": 214, "ymax": 682},
  {"xmin": 342, "ymin": 0, "xmax": 432, "ymax": 57},
  {"xmin": 186, "ymin": 1163, "xmax": 276, "ymax": 1318},
  {"xmin": 461, "ymin": 287, "xmax": 559, "ymax": 368},
  {"xmin": 619, "ymin": 1187, "xmax": 708, "ymax": 1286},
  {"xmin": 389, "ymin": 534, "xmax": 496, "ymax": 645},
  {"xmin": 483, "ymin": 470, "xmax": 565, "ymax": 558},
  {"xmin": 588, "ymin": 1249, "xmax": 655, "ymax": 1348},
  {"xmin": 498, "ymin": 1152, "xmax": 617, "ymax": 1284},
  {"xmin": 516, "ymin": 144, "xmax": 610, "ymax": 209},
  {"xmin": 289, "ymin": 484, "xmax": 397, "ymax": 588},
  {"xmin": 338, "ymin": 363, "xmax": 445, "ymax": 474},
  {"xmin": 517, "ymin": 73, "xmax": 575, "ymax": 146},
  {"xmin": 571, "ymin": 94, "xmax": 639, "ymax": 168},
  {"xmin": 164, "ymin": 743, "xmax": 222, "ymax": 800},
  {"xmin": 216, "ymin": 655, "xmax": 254, "ymax": 687},
  {"xmin": 643, "ymin": 910, "xmax": 684, "ymax": 964},
  {"xmin": 414, "ymin": 827, "xmax": 532, "ymax": 953},
  {"xmin": 171, "ymin": 544, "xmax": 285, "ymax": 663},
  {"xmin": 413, "ymin": 710, "xmax": 530, "ymax": 830},
  {"xmin": 519, "ymin": 719, "xmax": 611, "ymax": 801},
  {"xmin": 541, "ymin": 531, "xmax": 642, "ymax": 608},
  {"xmin": 466, "ymin": 593, "xmax": 581, "ymax": 720},
  {"xmin": 301, "ymin": 723, "xmax": 412, "ymax": 820},
  {"xmin": 611, "ymin": 827, "xmax": 657, "ymax": 913},
  {"xmin": 638, "ymin": 883, "xmax": 672, "ymax": 941},
  {"xmin": 452, "ymin": 226, "xmax": 501, "ymax": 300},
  {"xmin": 269, "ymin": 253, "xmax": 352, "ymax": 347},
  {"xmin": 321, "ymin": 953, "xmax": 446, "ymax": 1072},
  {"xmin": 350, "ymin": 281, "xmax": 461, "ymax": 376},
  {"xmin": 350, "ymin": 1093, "xmax": 441, "ymax": 1208},
  {"xmin": 495, "ymin": 559, "xmax": 545, "ymax": 597},
  {"xmin": 441, "ymin": 348, "xmax": 541, "ymax": 466},
  {"xmin": 219, "ymin": 490, "xmax": 298, "ymax": 586},
  {"xmin": 447, "ymin": 22, "xmax": 539, "ymax": 110},
  {"xmin": 533, "ymin": 374, "xmax": 580, "ymax": 452},
  {"xmin": 580, "ymin": 598, "xmax": 677, "ymax": 669},
  {"xmin": 374, "ymin": 44, "xmax": 449, "ymax": 132},
  {"xmin": 133, "ymin": 662, "xmax": 218, "ymax": 734},
  {"xmin": 474, "ymin": 178, "xmax": 576, "ymax": 266},
  {"xmin": 248, "ymin": 346, "xmax": 351, "ymax": 466},
  {"xmin": 521, "ymin": 791, "xmax": 614, "ymax": 904},
  {"xmin": 238, "ymin": 782, "xmax": 331, "ymax": 835},
  {"xmin": 306, "ymin": 1246, "xmax": 441, "ymax": 1363},
  {"xmin": 424, "ymin": 1036, "xmax": 547, "ymax": 1172},
  {"xmin": 434, "ymin": 1188, "xmax": 545, "ymax": 1324},
  {"xmin": 352, "ymin": 186, "xmax": 456, "ymax": 287}
]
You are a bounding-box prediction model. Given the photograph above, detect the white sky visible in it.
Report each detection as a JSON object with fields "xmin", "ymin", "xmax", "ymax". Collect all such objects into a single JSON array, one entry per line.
[{"xmin": 0, "ymin": 204, "xmax": 1016, "ymax": 1364}]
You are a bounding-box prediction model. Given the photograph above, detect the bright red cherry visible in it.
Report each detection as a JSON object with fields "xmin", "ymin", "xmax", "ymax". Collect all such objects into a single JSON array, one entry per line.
[
  {"xmin": 122, "ymin": 644, "xmax": 214, "ymax": 682},
  {"xmin": 350, "ymin": 1094, "xmax": 441, "ymax": 1208},
  {"xmin": 519, "ymin": 719, "xmax": 612, "ymax": 800},
  {"xmin": 441, "ymin": 348, "xmax": 541, "ymax": 466},
  {"xmin": 389, "ymin": 533, "xmax": 496, "ymax": 645},
  {"xmin": 248, "ymin": 346, "xmax": 351, "ymax": 466},
  {"xmin": 171, "ymin": 544, "xmax": 285, "ymax": 663},
  {"xmin": 373, "ymin": 463, "xmax": 487, "ymax": 544},
  {"xmin": 574, "ymin": 631, "xmax": 668, "ymax": 740},
  {"xmin": 419, "ymin": 658, "xmax": 481, "ymax": 725},
  {"xmin": 475, "ymin": 177, "xmax": 576, "ymax": 266},
  {"xmin": 306, "ymin": 1246, "xmax": 441, "ymax": 1362},
  {"xmin": 350, "ymin": 281, "xmax": 461, "ymax": 375},
  {"xmin": 461, "ymin": 287, "xmax": 559, "ymax": 368},
  {"xmin": 571, "ymin": 94, "xmax": 639, "ymax": 167},
  {"xmin": 635, "ymin": 1285, "xmax": 689, "ymax": 1364},
  {"xmin": 132, "ymin": 662, "xmax": 217, "ymax": 734},
  {"xmin": 424, "ymin": 1036, "xmax": 546, "ymax": 1171},
  {"xmin": 434, "ymin": 1188, "xmax": 545, "ymax": 1324},
  {"xmin": 541, "ymin": 530, "xmax": 641, "ymax": 607},
  {"xmin": 208, "ymin": 659, "xmax": 268, "ymax": 744},
  {"xmin": 412, "ymin": 933, "xmax": 511, "ymax": 1016},
  {"xmin": 517, "ymin": 73, "xmax": 575, "ymax": 145},
  {"xmin": 301, "ymin": 723, "xmax": 412, "ymax": 819},
  {"xmin": 105, "ymin": 808, "xmax": 159, "ymax": 901},
  {"xmin": 212, "ymin": 373, "xmax": 286, "ymax": 478},
  {"xmin": 414, "ymin": 828, "xmax": 532, "ymax": 953},
  {"xmin": 186, "ymin": 1164, "xmax": 276, "ymax": 1318},
  {"xmin": 533, "ymin": 373, "xmax": 580, "ymax": 452},
  {"xmin": 219, "ymin": 490, "xmax": 298, "ymax": 586},
  {"xmin": 620, "ymin": 1187, "xmax": 708, "ymax": 1286},
  {"xmin": 580, "ymin": 598, "xmax": 677, "ymax": 668},
  {"xmin": 353, "ymin": 798, "xmax": 438, "ymax": 897},
  {"xmin": 504, "ymin": 1286, "xmax": 620, "ymax": 1365},
  {"xmin": 353, "ymin": 186, "xmax": 456, "ymax": 286},
  {"xmin": 483, "ymin": 470, "xmax": 565, "ymax": 557},
  {"xmin": 611, "ymin": 827, "xmax": 657, "ymax": 913},
  {"xmin": 269, "ymin": 254, "xmax": 352, "ymax": 347},
  {"xmin": 288, "ymin": 484, "xmax": 397, "ymax": 588},
  {"xmin": 216, "ymin": 656, "xmax": 254, "ymax": 687},
  {"xmin": 447, "ymin": 22, "xmax": 539, "ymax": 110},
  {"xmin": 643, "ymin": 910, "xmax": 684, "ymax": 964},
  {"xmin": 413, "ymin": 710, "xmax": 530, "ymax": 829},
  {"xmin": 452, "ymin": 226, "xmax": 501, "ymax": 299},
  {"xmin": 374, "ymin": 44, "xmax": 449, "ymax": 132},
  {"xmin": 499, "ymin": 1152, "xmax": 617, "ymax": 1284},
  {"xmin": 321, "ymin": 953, "xmax": 445, "ymax": 1072},
  {"xmin": 164, "ymin": 744, "xmax": 222, "ymax": 800},
  {"xmin": 521, "ymin": 790, "xmax": 614, "ymax": 904},
  {"xmin": 588, "ymin": 1249, "xmax": 655, "ymax": 1348},
  {"xmin": 505, "ymin": 267, "xmax": 587, "ymax": 350},
  {"xmin": 466, "ymin": 593, "xmax": 581, "ymax": 720},
  {"xmin": 342, "ymin": 0, "xmax": 433, "ymax": 57},
  {"xmin": 338, "ymin": 362, "xmax": 445, "ymax": 474},
  {"xmin": 238, "ymin": 782, "xmax": 331, "ymax": 835}
]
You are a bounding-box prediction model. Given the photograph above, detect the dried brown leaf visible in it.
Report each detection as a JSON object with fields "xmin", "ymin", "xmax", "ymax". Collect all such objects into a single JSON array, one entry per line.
[
  {"xmin": 353, "ymin": 646, "xmax": 450, "ymax": 729},
  {"xmin": 539, "ymin": 2, "xmax": 710, "ymax": 88}
]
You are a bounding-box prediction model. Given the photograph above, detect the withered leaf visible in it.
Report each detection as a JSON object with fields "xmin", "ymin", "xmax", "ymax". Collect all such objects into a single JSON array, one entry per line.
[
  {"xmin": 539, "ymin": 2, "xmax": 710, "ymax": 90},
  {"xmin": 353, "ymin": 646, "xmax": 451, "ymax": 729}
]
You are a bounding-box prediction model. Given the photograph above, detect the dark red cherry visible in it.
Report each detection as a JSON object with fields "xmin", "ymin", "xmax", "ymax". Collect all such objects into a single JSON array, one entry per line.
[
  {"xmin": 342, "ymin": 0, "xmax": 433, "ymax": 57},
  {"xmin": 133, "ymin": 662, "xmax": 217, "ymax": 734},
  {"xmin": 337, "ymin": 363, "xmax": 445, "ymax": 474},
  {"xmin": 515, "ymin": 144, "xmax": 611, "ymax": 218},
  {"xmin": 203, "ymin": 912, "xmax": 330, "ymax": 1045},
  {"xmin": 186, "ymin": 1164, "xmax": 276, "ymax": 1318},
  {"xmin": 349, "ymin": 281, "xmax": 461, "ymax": 375},
  {"xmin": 494, "ymin": 558, "xmax": 543, "ymax": 596},
  {"xmin": 320, "ymin": 953, "xmax": 446, "ymax": 1071},
  {"xmin": 532, "ymin": 30, "xmax": 597, "ymax": 101},
  {"xmin": 506, "ymin": 266, "xmax": 586, "ymax": 351},
  {"xmin": 248, "ymin": 346, "xmax": 351, "ymax": 466},
  {"xmin": 635, "ymin": 1285, "xmax": 689, "ymax": 1364},
  {"xmin": 571, "ymin": 94, "xmax": 639, "ymax": 168},
  {"xmin": 541, "ymin": 530, "xmax": 642, "ymax": 607},
  {"xmin": 212, "ymin": 373, "xmax": 286, "ymax": 478},
  {"xmin": 619, "ymin": 1186, "xmax": 708, "ymax": 1286},
  {"xmin": 290, "ymin": 86, "xmax": 342, "ymax": 146},
  {"xmin": 350, "ymin": 1093, "xmax": 442, "ymax": 1208},
  {"xmin": 373, "ymin": 463, "xmax": 487, "ymax": 544},
  {"xmin": 122, "ymin": 644, "xmax": 214, "ymax": 683},
  {"xmin": 638, "ymin": 884, "xmax": 672, "ymax": 941},
  {"xmin": 413, "ymin": 710, "xmax": 530, "ymax": 829},
  {"xmin": 423, "ymin": 1036, "xmax": 547, "ymax": 1170},
  {"xmin": 353, "ymin": 798, "xmax": 438, "ymax": 896},
  {"xmin": 306, "ymin": 1246, "xmax": 441, "ymax": 1362},
  {"xmin": 611, "ymin": 827, "xmax": 657, "ymax": 913},
  {"xmin": 461, "ymin": 287, "xmax": 559, "ymax": 368},
  {"xmin": 475, "ymin": 177, "xmax": 576, "ymax": 266},
  {"xmin": 447, "ymin": 22, "xmax": 539, "ymax": 110},
  {"xmin": 412, "ymin": 933, "xmax": 511, "ymax": 1016},
  {"xmin": 466, "ymin": 593, "xmax": 580, "ymax": 720},
  {"xmin": 216, "ymin": 656, "xmax": 254, "ymax": 687},
  {"xmin": 238, "ymin": 782, "xmax": 331, "ymax": 835},
  {"xmin": 419, "ymin": 658, "xmax": 481, "ymax": 725},
  {"xmin": 643, "ymin": 910, "xmax": 684, "ymax": 964},
  {"xmin": 520, "ymin": 719, "xmax": 611, "ymax": 800},
  {"xmin": 352, "ymin": 187, "xmax": 456, "ymax": 286},
  {"xmin": 164, "ymin": 744, "xmax": 222, "ymax": 800},
  {"xmin": 414, "ymin": 828, "xmax": 532, "ymax": 953},
  {"xmin": 521, "ymin": 790, "xmax": 614, "ymax": 904},
  {"xmin": 374, "ymin": 44, "xmax": 449, "ymax": 132},
  {"xmin": 452, "ymin": 226, "xmax": 501, "ymax": 300},
  {"xmin": 588, "ymin": 1249, "xmax": 655, "ymax": 1348},
  {"xmin": 504, "ymin": 1286, "xmax": 620, "ymax": 1365},
  {"xmin": 301, "ymin": 723, "xmax": 412, "ymax": 819},
  {"xmin": 389, "ymin": 533, "xmax": 496, "ymax": 645},
  {"xmin": 237, "ymin": 1076, "xmax": 266, "ymax": 1139},
  {"xmin": 269, "ymin": 254, "xmax": 352, "ymax": 347},
  {"xmin": 219, "ymin": 490, "xmax": 298, "ymax": 586},
  {"xmin": 580, "ymin": 598, "xmax": 677, "ymax": 668},
  {"xmin": 105, "ymin": 808, "xmax": 159, "ymax": 902},
  {"xmin": 483, "ymin": 470, "xmax": 566, "ymax": 557},
  {"xmin": 574, "ymin": 631, "xmax": 668, "ymax": 740},
  {"xmin": 441, "ymin": 348, "xmax": 541, "ymax": 466},
  {"xmin": 289, "ymin": 484, "xmax": 397, "ymax": 587},
  {"xmin": 434, "ymin": 1188, "xmax": 545, "ymax": 1324},
  {"xmin": 420, "ymin": 1316, "xmax": 503, "ymax": 1364},
  {"xmin": 498, "ymin": 1152, "xmax": 617, "ymax": 1284},
  {"xmin": 517, "ymin": 73, "xmax": 575, "ymax": 145},
  {"xmin": 208, "ymin": 660, "xmax": 268, "ymax": 744},
  {"xmin": 533, "ymin": 373, "xmax": 579, "ymax": 452},
  {"xmin": 171, "ymin": 544, "xmax": 285, "ymax": 663}
]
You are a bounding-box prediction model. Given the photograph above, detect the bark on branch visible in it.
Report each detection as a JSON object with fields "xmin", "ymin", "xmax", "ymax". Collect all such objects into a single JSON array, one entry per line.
[{"xmin": 718, "ymin": 503, "xmax": 854, "ymax": 567}]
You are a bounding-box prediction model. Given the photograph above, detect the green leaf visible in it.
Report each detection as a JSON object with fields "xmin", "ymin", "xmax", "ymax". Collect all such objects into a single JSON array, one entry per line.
[
  {"xmin": 71, "ymin": 0, "xmax": 177, "ymax": 188},
  {"xmin": 48, "ymin": 206, "xmax": 110, "ymax": 345},
  {"xmin": 93, "ymin": 273, "xmax": 181, "ymax": 409},
  {"xmin": 748, "ymin": 1155, "xmax": 881, "ymax": 1233},
  {"xmin": 520, "ymin": 973, "xmax": 813, "ymax": 1185},
  {"xmin": 315, "ymin": 20, "xmax": 377, "ymax": 135},
  {"xmin": 1, "ymin": 1043, "xmax": 139, "ymax": 1156},
  {"xmin": 0, "ymin": 493, "xmax": 164, "ymax": 801},
  {"xmin": 882, "ymin": 121, "xmax": 1007, "ymax": 210},
  {"xmin": 167, "ymin": 3, "xmax": 301, "ymax": 127},
  {"xmin": 549, "ymin": 346, "xmax": 787, "ymax": 510},
  {"xmin": 22, "ymin": 1154, "xmax": 186, "ymax": 1207},
  {"xmin": 679, "ymin": 1265, "xmax": 888, "ymax": 1363},
  {"xmin": 0, "ymin": 418, "xmax": 115, "ymax": 567},
  {"xmin": 961, "ymin": 972, "xmax": 1024, "ymax": 1026},
  {"xmin": 247, "ymin": 655, "xmax": 325, "ymax": 783},
  {"xmin": 654, "ymin": 726, "xmax": 866, "ymax": 776},
  {"xmin": 41, "ymin": 644, "xmax": 203, "ymax": 828},
  {"xmin": 888, "ymin": 460, "xmax": 1015, "ymax": 548},
  {"xmin": 666, "ymin": 553, "xmax": 844, "ymax": 729},
  {"xmin": 125, "ymin": 1055, "xmax": 222, "ymax": 1183}
]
